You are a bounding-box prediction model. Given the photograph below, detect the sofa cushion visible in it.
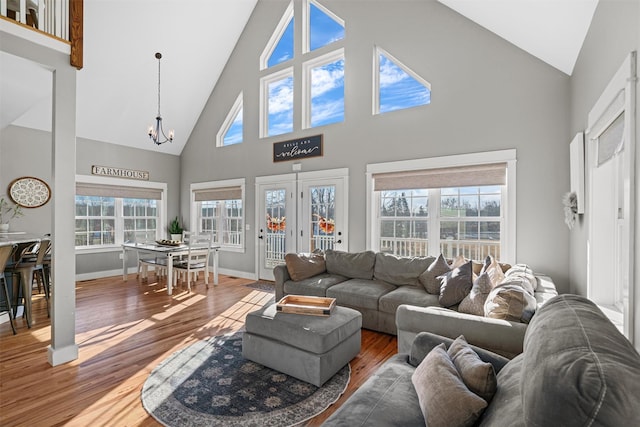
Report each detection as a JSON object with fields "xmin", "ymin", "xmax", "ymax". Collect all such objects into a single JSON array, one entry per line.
[
  {"xmin": 481, "ymin": 256, "xmax": 505, "ymax": 288},
  {"xmin": 378, "ymin": 286, "xmax": 440, "ymax": 314},
  {"xmin": 484, "ymin": 282, "xmax": 537, "ymax": 323},
  {"xmin": 458, "ymin": 272, "xmax": 493, "ymax": 316},
  {"xmin": 438, "ymin": 260, "xmax": 473, "ymax": 307},
  {"xmin": 521, "ymin": 294, "xmax": 640, "ymax": 427},
  {"xmin": 322, "ymin": 354, "xmax": 425, "ymax": 427},
  {"xmin": 448, "ymin": 335, "xmax": 497, "ymax": 403},
  {"xmin": 283, "ymin": 273, "xmax": 347, "ymax": 297},
  {"xmin": 412, "ymin": 344, "xmax": 487, "ymax": 427},
  {"xmin": 477, "ymin": 354, "xmax": 525, "ymax": 427},
  {"xmin": 419, "ymin": 254, "xmax": 451, "ymax": 294},
  {"xmin": 325, "ymin": 249, "xmax": 376, "ymax": 280},
  {"xmin": 326, "ymin": 279, "xmax": 396, "ymax": 311},
  {"xmin": 284, "ymin": 252, "xmax": 326, "ymax": 281},
  {"xmin": 374, "ymin": 252, "xmax": 434, "ymax": 287}
]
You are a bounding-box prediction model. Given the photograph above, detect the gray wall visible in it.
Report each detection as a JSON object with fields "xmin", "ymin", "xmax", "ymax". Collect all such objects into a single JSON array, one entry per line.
[
  {"xmin": 0, "ymin": 126, "xmax": 181, "ymax": 276},
  {"xmin": 569, "ymin": 0, "xmax": 640, "ymax": 343},
  {"xmin": 181, "ymin": 0, "xmax": 571, "ymax": 291}
]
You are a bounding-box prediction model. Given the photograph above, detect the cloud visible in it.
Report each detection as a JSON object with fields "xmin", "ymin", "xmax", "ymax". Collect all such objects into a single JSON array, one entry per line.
[
  {"xmin": 379, "ymin": 56, "xmax": 409, "ymax": 87},
  {"xmin": 311, "ymin": 59, "xmax": 344, "ymax": 97},
  {"xmin": 311, "ymin": 99, "xmax": 344, "ymax": 126},
  {"xmin": 268, "ymin": 78, "xmax": 294, "ymax": 114}
]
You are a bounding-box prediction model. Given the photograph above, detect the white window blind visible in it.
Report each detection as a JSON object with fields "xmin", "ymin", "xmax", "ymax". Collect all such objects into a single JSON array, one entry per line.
[
  {"xmin": 76, "ymin": 183, "xmax": 162, "ymax": 200},
  {"xmin": 372, "ymin": 163, "xmax": 507, "ymax": 191}
]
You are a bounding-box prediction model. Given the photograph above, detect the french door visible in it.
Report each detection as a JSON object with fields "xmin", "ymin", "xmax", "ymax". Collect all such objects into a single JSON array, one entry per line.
[{"xmin": 256, "ymin": 169, "xmax": 348, "ymax": 281}]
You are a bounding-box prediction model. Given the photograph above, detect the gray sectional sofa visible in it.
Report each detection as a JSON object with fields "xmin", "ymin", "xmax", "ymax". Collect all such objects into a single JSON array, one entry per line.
[
  {"xmin": 322, "ymin": 294, "xmax": 640, "ymax": 426},
  {"xmin": 274, "ymin": 250, "xmax": 557, "ymax": 343}
]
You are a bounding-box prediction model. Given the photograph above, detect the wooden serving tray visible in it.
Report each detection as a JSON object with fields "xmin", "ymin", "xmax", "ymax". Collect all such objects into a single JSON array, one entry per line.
[{"xmin": 276, "ymin": 295, "xmax": 336, "ymax": 316}]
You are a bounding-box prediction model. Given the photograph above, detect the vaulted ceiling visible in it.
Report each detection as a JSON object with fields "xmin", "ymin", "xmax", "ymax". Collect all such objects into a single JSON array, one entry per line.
[{"xmin": 1, "ymin": 0, "xmax": 598, "ymax": 155}]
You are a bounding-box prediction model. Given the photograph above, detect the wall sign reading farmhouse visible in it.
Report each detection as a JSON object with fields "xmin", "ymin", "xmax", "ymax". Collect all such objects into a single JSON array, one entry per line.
[
  {"xmin": 92, "ymin": 165, "xmax": 149, "ymax": 181},
  {"xmin": 273, "ymin": 134, "xmax": 323, "ymax": 162}
]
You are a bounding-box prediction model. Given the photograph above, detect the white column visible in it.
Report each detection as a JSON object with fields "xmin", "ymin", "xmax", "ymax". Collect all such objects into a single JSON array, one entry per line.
[{"xmin": 47, "ymin": 64, "xmax": 78, "ymax": 366}]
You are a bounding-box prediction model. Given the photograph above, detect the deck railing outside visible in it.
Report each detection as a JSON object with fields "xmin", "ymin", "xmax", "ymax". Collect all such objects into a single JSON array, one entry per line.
[
  {"xmin": 380, "ymin": 237, "xmax": 501, "ymax": 261},
  {"xmin": 1, "ymin": 0, "xmax": 69, "ymax": 41}
]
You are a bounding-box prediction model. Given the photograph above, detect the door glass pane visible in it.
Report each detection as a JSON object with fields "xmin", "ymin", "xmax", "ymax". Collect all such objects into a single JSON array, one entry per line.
[
  {"xmin": 309, "ymin": 185, "xmax": 335, "ymax": 252},
  {"xmin": 265, "ymin": 189, "xmax": 287, "ymax": 269},
  {"xmin": 598, "ymin": 113, "xmax": 624, "ymax": 165}
]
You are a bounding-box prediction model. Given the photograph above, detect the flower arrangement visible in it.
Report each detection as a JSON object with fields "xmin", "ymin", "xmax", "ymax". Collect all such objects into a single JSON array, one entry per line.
[
  {"xmin": 562, "ymin": 191, "xmax": 578, "ymax": 230},
  {"xmin": 314, "ymin": 214, "xmax": 335, "ymax": 234},
  {"xmin": 0, "ymin": 197, "xmax": 24, "ymax": 225},
  {"xmin": 267, "ymin": 214, "xmax": 286, "ymax": 232}
]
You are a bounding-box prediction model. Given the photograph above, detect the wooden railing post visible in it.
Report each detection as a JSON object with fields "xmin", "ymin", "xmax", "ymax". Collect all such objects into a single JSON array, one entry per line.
[{"xmin": 70, "ymin": 0, "xmax": 83, "ymax": 69}]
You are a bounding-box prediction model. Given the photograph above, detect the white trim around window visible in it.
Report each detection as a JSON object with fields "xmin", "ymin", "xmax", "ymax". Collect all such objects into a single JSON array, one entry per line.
[
  {"xmin": 365, "ymin": 149, "xmax": 517, "ymax": 263},
  {"xmin": 301, "ymin": 48, "xmax": 345, "ymax": 130},
  {"xmin": 217, "ymin": 92, "xmax": 243, "ymax": 147},
  {"xmin": 74, "ymin": 174, "xmax": 168, "ymax": 254},
  {"xmin": 260, "ymin": 67, "xmax": 294, "ymax": 138}
]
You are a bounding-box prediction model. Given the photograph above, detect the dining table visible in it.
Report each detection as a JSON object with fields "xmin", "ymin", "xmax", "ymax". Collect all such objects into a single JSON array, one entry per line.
[{"xmin": 121, "ymin": 241, "xmax": 220, "ymax": 295}]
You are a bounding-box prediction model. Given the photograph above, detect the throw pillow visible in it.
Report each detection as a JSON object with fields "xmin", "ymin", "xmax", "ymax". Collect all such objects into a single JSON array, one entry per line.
[
  {"xmin": 450, "ymin": 254, "xmax": 467, "ymax": 269},
  {"xmin": 484, "ymin": 282, "xmax": 538, "ymax": 323},
  {"xmin": 438, "ymin": 260, "xmax": 474, "ymax": 307},
  {"xmin": 412, "ymin": 344, "xmax": 487, "ymax": 427},
  {"xmin": 458, "ymin": 272, "xmax": 493, "ymax": 316},
  {"xmin": 503, "ymin": 264, "xmax": 537, "ymax": 293},
  {"xmin": 483, "ymin": 256, "xmax": 506, "ymax": 288},
  {"xmin": 284, "ymin": 252, "xmax": 326, "ymax": 281},
  {"xmin": 447, "ymin": 335, "xmax": 498, "ymax": 403},
  {"xmin": 419, "ymin": 253, "xmax": 451, "ymax": 294},
  {"xmin": 325, "ymin": 249, "xmax": 376, "ymax": 280}
]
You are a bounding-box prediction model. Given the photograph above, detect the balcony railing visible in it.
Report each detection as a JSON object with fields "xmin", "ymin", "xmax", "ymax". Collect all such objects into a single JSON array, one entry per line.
[
  {"xmin": 1, "ymin": 0, "xmax": 83, "ymax": 68},
  {"xmin": 380, "ymin": 237, "xmax": 501, "ymax": 261}
]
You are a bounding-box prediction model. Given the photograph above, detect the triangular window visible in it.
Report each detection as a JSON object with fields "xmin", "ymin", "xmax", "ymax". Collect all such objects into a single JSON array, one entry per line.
[
  {"xmin": 262, "ymin": 2, "xmax": 294, "ymax": 69},
  {"xmin": 375, "ymin": 47, "xmax": 431, "ymax": 114},
  {"xmin": 217, "ymin": 93, "xmax": 243, "ymax": 146},
  {"xmin": 307, "ymin": 0, "xmax": 344, "ymax": 52}
]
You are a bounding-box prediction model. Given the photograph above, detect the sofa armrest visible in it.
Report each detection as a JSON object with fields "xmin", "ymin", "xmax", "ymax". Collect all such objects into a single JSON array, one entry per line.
[
  {"xmin": 396, "ymin": 304, "xmax": 528, "ymax": 359},
  {"xmin": 408, "ymin": 331, "xmax": 510, "ymax": 373},
  {"xmin": 273, "ymin": 264, "xmax": 290, "ymax": 301}
]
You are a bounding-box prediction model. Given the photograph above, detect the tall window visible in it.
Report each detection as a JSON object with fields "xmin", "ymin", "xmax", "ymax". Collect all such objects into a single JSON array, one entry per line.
[
  {"xmin": 75, "ymin": 178, "xmax": 166, "ymax": 249},
  {"xmin": 260, "ymin": 0, "xmax": 345, "ymax": 137},
  {"xmin": 192, "ymin": 179, "xmax": 245, "ymax": 251},
  {"xmin": 368, "ymin": 151, "xmax": 516, "ymax": 262}
]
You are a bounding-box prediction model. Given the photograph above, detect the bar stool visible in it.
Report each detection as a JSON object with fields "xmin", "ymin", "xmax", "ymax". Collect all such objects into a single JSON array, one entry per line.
[
  {"xmin": 0, "ymin": 244, "xmax": 17, "ymax": 334},
  {"xmin": 7, "ymin": 238, "xmax": 51, "ymax": 326}
]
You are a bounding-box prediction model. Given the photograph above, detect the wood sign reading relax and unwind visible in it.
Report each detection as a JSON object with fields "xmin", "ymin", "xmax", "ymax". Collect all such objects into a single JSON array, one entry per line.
[{"xmin": 273, "ymin": 134, "xmax": 323, "ymax": 162}]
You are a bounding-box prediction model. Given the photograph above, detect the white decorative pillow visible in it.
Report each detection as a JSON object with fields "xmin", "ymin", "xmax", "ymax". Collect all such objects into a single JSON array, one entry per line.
[
  {"xmin": 482, "ymin": 256, "xmax": 505, "ymax": 288},
  {"xmin": 503, "ymin": 264, "xmax": 537, "ymax": 292},
  {"xmin": 412, "ymin": 344, "xmax": 487, "ymax": 427}
]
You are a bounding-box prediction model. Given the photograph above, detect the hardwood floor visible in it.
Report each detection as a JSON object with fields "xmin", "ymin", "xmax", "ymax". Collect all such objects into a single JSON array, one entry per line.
[{"xmin": 0, "ymin": 273, "xmax": 397, "ymax": 426}]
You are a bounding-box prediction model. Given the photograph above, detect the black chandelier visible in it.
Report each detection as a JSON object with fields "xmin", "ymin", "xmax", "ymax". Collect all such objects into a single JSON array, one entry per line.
[{"xmin": 148, "ymin": 52, "xmax": 174, "ymax": 145}]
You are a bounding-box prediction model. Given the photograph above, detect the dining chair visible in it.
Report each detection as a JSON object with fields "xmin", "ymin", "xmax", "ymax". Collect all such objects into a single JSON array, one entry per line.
[
  {"xmin": 134, "ymin": 231, "xmax": 167, "ymax": 282},
  {"xmin": 173, "ymin": 233, "xmax": 212, "ymax": 292},
  {"xmin": 6, "ymin": 238, "xmax": 51, "ymax": 326},
  {"xmin": 0, "ymin": 244, "xmax": 17, "ymax": 334}
]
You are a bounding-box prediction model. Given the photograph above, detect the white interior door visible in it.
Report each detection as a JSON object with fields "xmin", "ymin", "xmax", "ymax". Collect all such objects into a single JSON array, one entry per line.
[
  {"xmin": 256, "ymin": 175, "xmax": 296, "ymax": 281},
  {"xmin": 586, "ymin": 52, "xmax": 635, "ymax": 343}
]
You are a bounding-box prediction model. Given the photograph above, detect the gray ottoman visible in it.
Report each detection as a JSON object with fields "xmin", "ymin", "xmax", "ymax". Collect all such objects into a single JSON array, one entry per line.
[{"xmin": 242, "ymin": 303, "xmax": 362, "ymax": 386}]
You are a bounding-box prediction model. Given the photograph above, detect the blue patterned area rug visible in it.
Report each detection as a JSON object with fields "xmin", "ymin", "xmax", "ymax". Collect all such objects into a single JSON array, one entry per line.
[{"xmin": 141, "ymin": 332, "xmax": 350, "ymax": 426}]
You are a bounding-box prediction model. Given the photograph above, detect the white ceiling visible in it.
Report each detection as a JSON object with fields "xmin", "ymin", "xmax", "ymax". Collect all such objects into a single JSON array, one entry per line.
[{"xmin": 1, "ymin": 0, "xmax": 598, "ymax": 155}]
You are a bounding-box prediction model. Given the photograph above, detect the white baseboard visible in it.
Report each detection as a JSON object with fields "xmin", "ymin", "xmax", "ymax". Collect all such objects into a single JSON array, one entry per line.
[{"xmin": 76, "ymin": 267, "xmax": 258, "ymax": 282}]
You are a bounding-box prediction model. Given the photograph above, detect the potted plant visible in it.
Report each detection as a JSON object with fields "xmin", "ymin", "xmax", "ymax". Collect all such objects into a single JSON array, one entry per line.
[
  {"xmin": 0, "ymin": 197, "xmax": 24, "ymax": 232},
  {"xmin": 168, "ymin": 216, "xmax": 184, "ymax": 241}
]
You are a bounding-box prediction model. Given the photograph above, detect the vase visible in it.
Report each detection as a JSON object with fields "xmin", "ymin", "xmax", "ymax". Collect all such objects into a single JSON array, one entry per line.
[
  {"xmin": 0, "ymin": 223, "xmax": 9, "ymax": 233},
  {"xmin": 170, "ymin": 233, "xmax": 182, "ymax": 241}
]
